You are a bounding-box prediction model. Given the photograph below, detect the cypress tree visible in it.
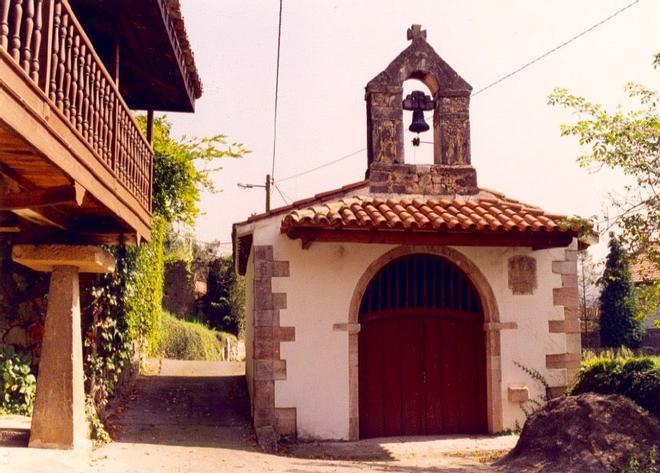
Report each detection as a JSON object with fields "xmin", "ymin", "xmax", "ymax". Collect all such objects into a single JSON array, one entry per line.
[{"xmin": 599, "ymin": 234, "xmax": 645, "ymax": 348}]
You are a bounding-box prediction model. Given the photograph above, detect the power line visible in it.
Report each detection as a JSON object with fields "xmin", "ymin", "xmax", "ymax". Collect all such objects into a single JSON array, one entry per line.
[
  {"xmin": 273, "ymin": 182, "xmax": 290, "ymax": 205},
  {"xmin": 277, "ymin": 147, "xmax": 367, "ymax": 183},
  {"xmin": 270, "ymin": 0, "xmax": 639, "ymax": 186},
  {"xmin": 472, "ymin": 0, "xmax": 640, "ymax": 96},
  {"xmin": 270, "ymin": 0, "xmax": 284, "ymax": 179}
]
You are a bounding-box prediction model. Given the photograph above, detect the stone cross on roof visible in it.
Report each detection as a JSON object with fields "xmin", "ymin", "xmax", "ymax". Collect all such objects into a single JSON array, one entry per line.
[{"xmin": 407, "ymin": 24, "xmax": 427, "ymax": 41}]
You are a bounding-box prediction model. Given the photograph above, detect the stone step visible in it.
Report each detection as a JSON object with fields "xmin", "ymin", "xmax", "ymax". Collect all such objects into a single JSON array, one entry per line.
[{"xmin": 0, "ymin": 427, "xmax": 30, "ymax": 446}]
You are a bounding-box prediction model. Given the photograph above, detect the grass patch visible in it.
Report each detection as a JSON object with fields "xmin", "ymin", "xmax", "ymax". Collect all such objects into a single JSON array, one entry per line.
[{"xmin": 158, "ymin": 311, "xmax": 236, "ymax": 361}]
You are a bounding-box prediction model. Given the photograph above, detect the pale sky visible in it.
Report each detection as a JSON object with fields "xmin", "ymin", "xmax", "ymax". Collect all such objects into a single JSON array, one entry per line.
[{"xmin": 166, "ymin": 0, "xmax": 660, "ymax": 260}]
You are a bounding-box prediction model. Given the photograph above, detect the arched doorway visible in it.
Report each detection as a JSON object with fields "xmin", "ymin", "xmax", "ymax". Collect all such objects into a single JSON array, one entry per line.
[{"xmin": 358, "ymin": 253, "xmax": 488, "ymax": 438}]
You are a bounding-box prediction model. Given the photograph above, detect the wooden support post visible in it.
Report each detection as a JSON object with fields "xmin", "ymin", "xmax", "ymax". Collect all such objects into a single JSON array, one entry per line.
[{"xmin": 146, "ymin": 109, "xmax": 154, "ymax": 144}]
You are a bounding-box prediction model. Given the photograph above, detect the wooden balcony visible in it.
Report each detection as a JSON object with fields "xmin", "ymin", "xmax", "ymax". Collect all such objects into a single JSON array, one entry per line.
[{"xmin": 0, "ymin": 0, "xmax": 153, "ymax": 243}]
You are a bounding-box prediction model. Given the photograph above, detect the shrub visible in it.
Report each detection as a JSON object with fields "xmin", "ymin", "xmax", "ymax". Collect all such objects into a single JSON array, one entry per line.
[
  {"xmin": 599, "ymin": 234, "xmax": 645, "ymax": 348},
  {"xmin": 0, "ymin": 345, "xmax": 36, "ymax": 415},
  {"xmin": 204, "ymin": 255, "xmax": 245, "ymax": 336},
  {"xmin": 571, "ymin": 354, "xmax": 660, "ymax": 417},
  {"xmin": 158, "ymin": 311, "xmax": 235, "ymax": 361}
]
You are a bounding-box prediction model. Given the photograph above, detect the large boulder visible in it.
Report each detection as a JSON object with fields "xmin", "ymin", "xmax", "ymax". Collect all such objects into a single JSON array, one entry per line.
[{"xmin": 496, "ymin": 393, "xmax": 660, "ymax": 472}]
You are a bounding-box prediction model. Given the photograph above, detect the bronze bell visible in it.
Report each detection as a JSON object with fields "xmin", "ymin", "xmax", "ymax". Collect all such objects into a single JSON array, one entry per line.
[
  {"xmin": 403, "ymin": 90, "xmax": 434, "ymax": 134},
  {"xmin": 409, "ymin": 109, "xmax": 430, "ymax": 134}
]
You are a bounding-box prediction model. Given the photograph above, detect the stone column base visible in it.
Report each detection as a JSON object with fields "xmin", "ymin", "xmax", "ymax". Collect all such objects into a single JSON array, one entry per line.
[{"xmin": 12, "ymin": 245, "xmax": 115, "ymax": 450}]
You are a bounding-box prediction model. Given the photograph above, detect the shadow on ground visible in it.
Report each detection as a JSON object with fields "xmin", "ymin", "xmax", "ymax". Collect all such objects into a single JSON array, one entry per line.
[{"xmin": 108, "ymin": 364, "xmax": 257, "ymax": 451}]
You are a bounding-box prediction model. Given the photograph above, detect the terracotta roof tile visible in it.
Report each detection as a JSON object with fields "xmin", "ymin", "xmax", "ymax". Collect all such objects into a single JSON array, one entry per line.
[{"xmin": 281, "ymin": 193, "xmax": 581, "ymax": 235}]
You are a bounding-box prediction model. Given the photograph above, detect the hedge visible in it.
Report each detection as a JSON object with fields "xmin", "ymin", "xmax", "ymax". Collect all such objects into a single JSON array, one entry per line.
[
  {"xmin": 158, "ymin": 311, "xmax": 235, "ymax": 361},
  {"xmin": 570, "ymin": 355, "xmax": 660, "ymax": 417}
]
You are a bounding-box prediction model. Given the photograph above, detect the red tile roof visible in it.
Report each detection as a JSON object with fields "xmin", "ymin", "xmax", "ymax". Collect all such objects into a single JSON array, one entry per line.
[
  {"xmin": 281, "ymin": 191, "xmax": 579, "ymax": 235},
  {"xmin": 239, "ymin": 180, "xmax": 369, "ymax": 225}
]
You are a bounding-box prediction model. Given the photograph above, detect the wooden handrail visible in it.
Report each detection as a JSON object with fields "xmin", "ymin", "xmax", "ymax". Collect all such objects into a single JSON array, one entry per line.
[{"xmin": 0, "ymin": 0, "xmax": 153, "ymax": 212}]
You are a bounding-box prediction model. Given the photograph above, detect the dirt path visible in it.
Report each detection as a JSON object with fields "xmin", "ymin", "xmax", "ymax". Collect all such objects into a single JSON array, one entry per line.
[{"xmin": 2, "ymin": 359, "xmax": 517, "ymax": 472}]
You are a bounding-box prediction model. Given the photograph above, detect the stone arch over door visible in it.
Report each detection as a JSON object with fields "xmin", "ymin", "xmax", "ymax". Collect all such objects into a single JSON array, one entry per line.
[{"xmin": 347, "ymin": 245, "xmax": 503, "ymax": 440}]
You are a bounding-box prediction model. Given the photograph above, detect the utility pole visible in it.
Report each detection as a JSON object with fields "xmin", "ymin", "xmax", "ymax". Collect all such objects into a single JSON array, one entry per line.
[{"xmin": 238, "ymin": 174, "xmax": 272, "ymax": 212}]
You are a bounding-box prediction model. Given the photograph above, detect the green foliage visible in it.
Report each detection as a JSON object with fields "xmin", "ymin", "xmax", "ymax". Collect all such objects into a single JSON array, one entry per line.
[
  {"xmin": 82, "ymin": 244, "xmax": 133, "ymax": 418},
  {"xmin": 158, "ymin": 312, "xmax": 235, "ymax": 361},
  {"xmin": 621, "ymin": 447, "xmax": 657, "ymax": 473},
  {"xmin": 139, "ymin": 116, "xmax": 249, "ymax": 226},
  {"xmin": 636, "ymin": 280, "xmax": 660, "ymax": 328},
  {"xmin": 0, "ymin": 240, "xmax": 49, "ymax": 362},
  {"xmin": 123, "ymin": 217, "xmax": 166, "ymax": 355},
  {"xmin": 0, "ymin": 346, "xmax": 36, "ymax": 415},
  {"xmin": 599, "ymin": 234, "xmax": 645, "ymax": 348},
  {"xmin": 570, "ymin": 354, "xmax": 660, "ymax": 418},
  {"xmin": 548, "ymin": 54, "xmax": 659, "ymax": 265},
  {"xmin": 86, "ymin": 398, "xmax": 111, "ymax": 444},
  {"xmin": 204, "ymin": 255, "xmax": 245, "ymax": 335},
  {"xmin": 513, "ymin": 361, "xmax": 550, "ymax": 419}
]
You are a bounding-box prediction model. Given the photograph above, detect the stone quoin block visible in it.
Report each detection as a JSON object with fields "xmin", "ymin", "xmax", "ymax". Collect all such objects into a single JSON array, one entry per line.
[
  {"xmin": 507, "ymin": 386, "xmax": 530, "ymax": 403},
  {"xmin": 275, "ymin": 408, "xmax": 297, "ymax": 437},
  {"xmin": 553, "ymin": 287, "xmax": 579, "ymax": 308},
  {"xmin": 552, "ymin": 260, "xmax": 577, "ymax": 275},
  {"xmin": 546, "ymin": 353, "xmax": 581, "ymax": 370},
  {"xmin": 278, "ymin": 326, "xmax": 296, "ymax": 342}
]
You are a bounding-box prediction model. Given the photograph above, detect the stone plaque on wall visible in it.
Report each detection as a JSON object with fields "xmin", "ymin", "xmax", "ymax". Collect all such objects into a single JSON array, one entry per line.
[{"xmin": 508, "ymin": 255, "xmax": 537, "ymax": 295}]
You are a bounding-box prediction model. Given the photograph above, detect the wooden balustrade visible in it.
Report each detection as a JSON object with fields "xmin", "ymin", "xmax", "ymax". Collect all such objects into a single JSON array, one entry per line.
[{"xmin": 0, "ymin": 0, "xmax": 152, "ymax": 211}]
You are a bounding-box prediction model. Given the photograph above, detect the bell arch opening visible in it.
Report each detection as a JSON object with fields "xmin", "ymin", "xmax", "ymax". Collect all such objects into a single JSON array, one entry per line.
[{"xmin": 402, "ymin": 79, "xmax": 435, "ymax": 165}]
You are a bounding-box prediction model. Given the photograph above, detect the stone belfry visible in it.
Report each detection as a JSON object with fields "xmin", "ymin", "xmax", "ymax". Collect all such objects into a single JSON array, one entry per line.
[{"xmin": 366, "ymin": 24, "xmax": 477, "ymax": 195}]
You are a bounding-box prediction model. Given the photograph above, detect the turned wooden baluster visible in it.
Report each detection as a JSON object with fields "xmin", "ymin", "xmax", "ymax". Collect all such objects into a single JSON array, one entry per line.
[
  {"xmin": 102, "ymin": 81, "xmax": 109, "ymax": 162},
  {"xmin": 0, "ymin": 0, "xmax": 10, "ymax": 51},
  {"xmin": 75, "ymin": 39, "xmax": 84, "ymax": 132},
  {"xmin": 91, "ymin": 67, "xmax": 100, "ymax": 152},
  {"xmin": 20, "ymin": 0, "xmax": 33, "ymax": 73},
  {"xmin": 82, "ymin": 49, "xmax": 91, "ymax": 140},
  {"xmin": 48, "ymin": 0, "xmax": 60, "ymax": 102},
  {"xmin": 29, "ymin": 0, "xmax": 42, "ymax": 82},
  {"xmin": 62, "ymin": 21, "xmax": 72, "ymax": 119},
  {"xmin": 55, "ymin": 11, "xmax": 66, "ymax": 110},
  {"xmin": 69, "ymin": 32, "xmax": 79, "ymax": 127},
  {"xmin": 10, "ymin": 0, "xmax": 22, "ymax": 61}
]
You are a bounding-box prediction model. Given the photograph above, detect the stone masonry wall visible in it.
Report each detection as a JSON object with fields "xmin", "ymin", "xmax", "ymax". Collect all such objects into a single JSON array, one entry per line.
[
  {"xmin": 546, "ymin": 246, "xmax": 581, "ymax": 397},
  {"xmin": 251, "ymin": 245, "xmax": 296, "ymax": 444}
]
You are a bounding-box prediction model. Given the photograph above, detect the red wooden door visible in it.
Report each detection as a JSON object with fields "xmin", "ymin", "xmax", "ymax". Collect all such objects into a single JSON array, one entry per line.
[{"xmin": 358, "ymin": 255, "xmax": 487, "ymax": 438}]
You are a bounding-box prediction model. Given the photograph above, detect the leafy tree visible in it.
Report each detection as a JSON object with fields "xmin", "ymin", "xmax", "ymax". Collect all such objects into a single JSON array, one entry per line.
[
  {"xmin": 138, "ymin": 116, "xmax": 249, "ymax": 225},
  {"xmin": 548, "ymin": 55, "xmax": 659, "ymax": 262},
  {"xmin": 599, "ymin": 234, "xmax": 644, "ymax": 348},
  {"xmin": 204, "ymin": 255, "xmax": 245, "ymax": 336}
]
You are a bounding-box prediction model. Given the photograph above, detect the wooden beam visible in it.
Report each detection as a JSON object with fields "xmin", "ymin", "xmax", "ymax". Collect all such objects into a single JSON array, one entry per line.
[
  {"xmin": 0, "ymin": 161, "xmax": 35, "ymax": 190},
  {"xmin": 285, "ymin": 228, "xmax": 575, "ymax": 250},
  {"xmin": 0, "ymin": 183, "xmax": 85, "ymax": 210},
  {"xmin": 11, "ymin": 209, "xmax": 68, "ymax": 230},
  {"xmin": 146, "ymin": 110, "xmax": 155, "ymax": 144},
  {"xmin": 0, "ymin": 210, "xmax": 20, "ymax": 232},
  {"xmin": 2, "ymin": 228, "xmax": 138, "ymax": 246}
]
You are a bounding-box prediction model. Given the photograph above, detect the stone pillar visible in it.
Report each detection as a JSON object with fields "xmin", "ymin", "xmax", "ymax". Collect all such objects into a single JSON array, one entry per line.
[
  {"xmin": 365, "ymin": 84, "xmax": 404, "ymax": 167},
  {"xmin": 11, "ymin": 245, "xmax": 116, "ymax": 450},
  {"xmin": 433, "ymin": 93, "xmax": 472, "ymax": 165}
]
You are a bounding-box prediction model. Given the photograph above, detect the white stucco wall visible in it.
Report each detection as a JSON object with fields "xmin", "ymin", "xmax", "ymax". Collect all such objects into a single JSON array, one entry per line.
[{"xmin": 241, "ymin": 216, "xmax": 573, "ymax": 439}]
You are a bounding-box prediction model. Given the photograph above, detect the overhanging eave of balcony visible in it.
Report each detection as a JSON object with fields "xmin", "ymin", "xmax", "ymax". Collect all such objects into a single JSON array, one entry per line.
[{"xmin": 0, "ymin": 0, "xmax": 154, "ymax": 243}]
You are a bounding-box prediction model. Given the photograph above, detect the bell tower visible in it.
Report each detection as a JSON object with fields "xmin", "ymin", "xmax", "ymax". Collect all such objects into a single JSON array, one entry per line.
[{"xmin": 366, "ymin": 25, "xmax": 478, "ymax": 195}]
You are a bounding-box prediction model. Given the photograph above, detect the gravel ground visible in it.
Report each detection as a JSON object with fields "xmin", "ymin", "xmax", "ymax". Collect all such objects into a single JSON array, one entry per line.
[{"xmin": 1, "ymin": 360, "xmax": 517, "ymax": 472}]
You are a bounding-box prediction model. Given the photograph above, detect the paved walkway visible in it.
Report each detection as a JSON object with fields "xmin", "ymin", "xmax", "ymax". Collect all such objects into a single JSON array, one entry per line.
[{"xmin": 1, "ymin": 360, "xmax": 517, "ymax": 472}]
